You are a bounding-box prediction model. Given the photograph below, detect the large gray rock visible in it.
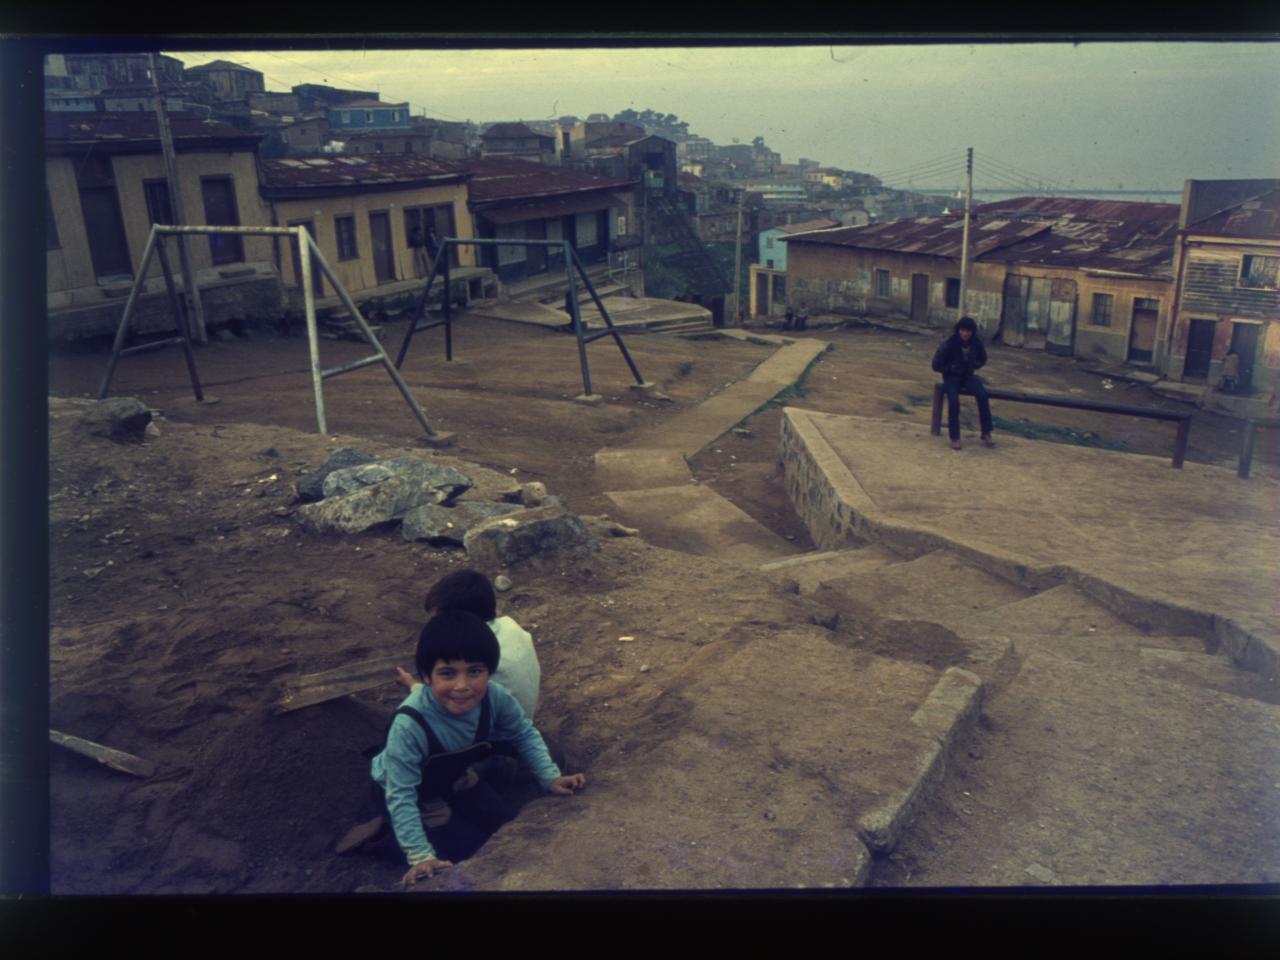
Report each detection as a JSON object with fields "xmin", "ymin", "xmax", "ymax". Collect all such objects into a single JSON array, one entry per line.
[
  {"xmin": 78, "ymin": 397, "xmax": 152, "ymax": 443},
  {"xmin": 295, "ymin": 470, "xmax": 469, "ymax": 535},
  {"xmin": 401, "ymin": 500, "xmax": 524, "ymax": 546},
  {"xmin": 323, "ymin": 457, "xmax": 471, "ymax": 503},
  {"xmin": 463, "ymin": 505, "xmax": 599, "ymax": 572},
  {"xmin": 296, "ymin": 447, "xmax": 374, "ymax": 501}
]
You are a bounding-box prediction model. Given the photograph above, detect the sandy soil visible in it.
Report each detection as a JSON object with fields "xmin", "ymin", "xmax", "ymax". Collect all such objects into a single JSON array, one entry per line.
[{"xmin": 45, "ymin": 316, "xmax": 1275, "ymax": 893}]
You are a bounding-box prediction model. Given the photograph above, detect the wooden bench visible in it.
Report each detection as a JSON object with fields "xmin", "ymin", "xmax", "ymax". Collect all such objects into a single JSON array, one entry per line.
[{"xmin": 930, "ymin": 382, "xmax": 1195, "ymax": 468}]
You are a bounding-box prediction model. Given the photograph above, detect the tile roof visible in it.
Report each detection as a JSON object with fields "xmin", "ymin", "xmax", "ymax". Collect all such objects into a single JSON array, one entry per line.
[
  {"xmin": 1184, "ymin": 189, "xmax": 1280, "ymax": 240},
  {"xmin": 259, "ymin": 154, "xmax": 469, "ymax": 192},
  {"xmin": 463, "ymin": 156, "xmax": 636, "ymax": 204}
]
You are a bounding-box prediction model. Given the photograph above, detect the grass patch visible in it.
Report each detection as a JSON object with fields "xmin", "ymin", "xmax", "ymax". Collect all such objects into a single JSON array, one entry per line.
[
  {"xmin": 758, "ymin": 345, "xmax": 831, "ymax": 413},
  {"xmin": 907, "ymin": 395, "xmax": 932, "ymax": 407},
  {"xmin": 676, "ymin": 360, "xmax": 694, "ymax": 378},
  {"xmin": 891, "ymin": 403, "xmax": 911, "ymax": 414},
  {"xmin": 991, "ymin": 415, "xmax": 1128, "ymax": 451}
]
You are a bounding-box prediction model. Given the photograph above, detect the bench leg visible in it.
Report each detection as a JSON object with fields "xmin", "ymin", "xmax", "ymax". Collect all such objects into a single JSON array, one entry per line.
[
  {"xmin": 930, "ymin": 384, "xmax": 943, "ymax": 436},
  {"xmin": 1238, "ymin": 421, "xmax": 1257, "ymax": 479},
  {"xmin": 1172, "ymin": 418, "xmax": 1190, "ymax": 469}
]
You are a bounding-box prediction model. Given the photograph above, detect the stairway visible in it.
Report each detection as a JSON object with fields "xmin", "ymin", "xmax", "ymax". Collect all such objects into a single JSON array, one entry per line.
[{"xmin": 761, "ymin": 542, "xmax": 1280, "ymax": 886}]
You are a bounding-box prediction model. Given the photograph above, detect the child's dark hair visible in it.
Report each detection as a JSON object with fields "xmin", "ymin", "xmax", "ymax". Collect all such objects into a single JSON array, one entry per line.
[
  {"xmin": 424, "ymin": 568, "xmax": 497, "ymax": 621},
  {"xmin": 415, "ymin": 609, "xmax": 500, "ymax": 679},
  {"xmin": 954, "ymin": 316, "xmax": 978, "ymax": 335}
]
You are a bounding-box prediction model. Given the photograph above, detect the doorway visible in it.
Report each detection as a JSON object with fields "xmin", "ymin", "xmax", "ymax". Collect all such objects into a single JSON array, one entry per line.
[
  {"xmin": 910, "ymin": 273, "xmax": 929, "ymax": 324},
  {"xmin": 1183, "ymin": 319, "xmax": 1216, "ymax": 380},
  {"xmin": 287, "ymin": 220, "xmax": 325, "ymax": 298},
  {"xmin": 369, "ymin": 211, "xmax": 396, "ymax": 284},
  {"xmin": 1229, "ymin": 322, "xmax": 1261, "ymax": 394},
  {"xmin": 1128, "ymin": 297, "xmax": 1159, "ymax": 364}
]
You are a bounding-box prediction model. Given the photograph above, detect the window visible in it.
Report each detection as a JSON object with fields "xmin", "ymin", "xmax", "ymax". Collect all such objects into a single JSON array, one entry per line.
[
  {"xmin": 200, "ymin": 177, "xmax": 243, "ymax": 265},
  {"xmin": 143, "ymin": 179, "xmax": 173, "ymax": 226},
  {"xmin": 365, "ymin": 111, "xmax": 374, "ymax": 123},
  {"xmin": 1240, "ymin": 254, "xmax": 1279, "ymax": 290},
  {"xmin": 1091, "ymin": 293, "xmax": 1113, "ymax": 327},
  {"xmin": 335, "ymin": 215, "xmax": 358, "ymax": 260},
  {"xmin": 46, "ymin": 189, "xmax": 59, "ymax": 250},
  {"xmin": 945, "ymin": 278, "xmax": 960, "ymax": 308},
  {"xmin": 375, "ymin": 142, "xmax": 384, "ymax": 153},
  {"xmin": 766, "ymin": 236, "xmax": 774, "ymax": 248},
  {"xmin": 875, "ymin": 269, "xmax": 891, "ymax": 297},
  {"xmin": 403, "ymin": 141, "xmax": 413, "ymax": 153}
]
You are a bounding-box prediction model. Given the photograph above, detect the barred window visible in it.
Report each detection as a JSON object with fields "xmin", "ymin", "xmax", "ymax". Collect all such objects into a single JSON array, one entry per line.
[
  {"xmin": 875, "ymin": 269, "xmax": 891, "ymax": 297},
  {"xmin": 1091, "ymin": 293, "xmax": 1113, "ymax": 327},
  {"xmin": 945, "ymin": 278, "xmax": 960, "ymax": 308},
  {"xmin": 335, "ymin": 215, "xmax": 358, "ymax": 261}
]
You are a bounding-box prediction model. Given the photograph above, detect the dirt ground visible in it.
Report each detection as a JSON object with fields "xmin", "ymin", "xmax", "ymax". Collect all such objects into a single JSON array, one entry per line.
[{"xmin": 45, "ymin": 315, "xmax": 1277, "ymax": 893}]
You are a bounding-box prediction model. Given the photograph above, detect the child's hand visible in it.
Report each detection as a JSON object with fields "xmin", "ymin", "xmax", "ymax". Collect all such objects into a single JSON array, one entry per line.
[
  {"xmin": 395, "ymin": 666, "xmax": 417, "ymax": 691},
  {"xmin": 401, "ymin": 858, "xmax": 453, "ymax": 887},
  {"xmin": 548, "ymin": 773, "xmax": 586, "ymax": 796}
]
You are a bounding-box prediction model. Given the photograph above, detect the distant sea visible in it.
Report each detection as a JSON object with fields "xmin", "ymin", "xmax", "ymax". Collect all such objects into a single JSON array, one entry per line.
[{"xmin": 963, "ymin": 189, "xmax": 1183, "ymax": 205}]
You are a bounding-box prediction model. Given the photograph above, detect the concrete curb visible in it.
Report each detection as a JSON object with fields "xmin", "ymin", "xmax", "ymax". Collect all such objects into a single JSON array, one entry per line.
[
  {"xmin": 856, "ymin": 666, "xmax": 984, "ymax": 856},
  {"xmin": 780, "ymin": 407, "xmax": 1280, "ymax": 697}
]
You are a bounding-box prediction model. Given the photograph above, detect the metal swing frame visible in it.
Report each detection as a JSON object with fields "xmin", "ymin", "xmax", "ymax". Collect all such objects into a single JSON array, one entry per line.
[
  {"xmin": 97, "ymin": 224, "xmax": 441, "ymax": 438},
  {"xmin": 394, "ymin": 237, "xmax": 648, "ymax": 398}
]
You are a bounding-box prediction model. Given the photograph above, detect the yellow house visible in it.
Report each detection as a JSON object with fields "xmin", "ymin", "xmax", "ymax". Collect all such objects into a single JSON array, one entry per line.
[
  {"xmin": 258, "ymin": 154, "xmax": 491, "ymax": 311},
  {"xmin": 784, "ymin": 197, "xmax": 1180, "ymax": 367},
  {"xmin": 46, "ymin": 112, "xmax": 281, "ymax": 339}
]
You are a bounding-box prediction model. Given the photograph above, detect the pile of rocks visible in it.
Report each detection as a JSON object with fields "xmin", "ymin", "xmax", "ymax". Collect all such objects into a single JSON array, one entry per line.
[{"xmin": 292, "ymin": 447, "xmax": 598, "ymax": 572}]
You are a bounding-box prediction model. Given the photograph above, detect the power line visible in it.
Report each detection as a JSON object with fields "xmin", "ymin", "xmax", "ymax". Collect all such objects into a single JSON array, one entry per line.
[{"xmin": 872, "ymin": 151, "xmax": 968, "ymax": 181}]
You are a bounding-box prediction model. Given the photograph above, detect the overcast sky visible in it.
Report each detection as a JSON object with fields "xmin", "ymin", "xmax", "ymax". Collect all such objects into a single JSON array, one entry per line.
[{"xmin": 165, "ymin": 41, "xmax": 1280, "ymax": 193}]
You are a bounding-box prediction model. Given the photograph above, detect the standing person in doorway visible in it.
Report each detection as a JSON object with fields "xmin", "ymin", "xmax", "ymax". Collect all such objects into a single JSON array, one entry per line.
[
  {"xmin": 796, "ymin": 306, "xmax": 808, "ymax": 331},
  {"xmin": 932, "ymin": 316, "xmax": 994, "ymax": 450}
]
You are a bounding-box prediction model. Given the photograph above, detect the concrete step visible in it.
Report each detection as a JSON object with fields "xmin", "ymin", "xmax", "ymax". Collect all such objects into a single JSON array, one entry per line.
[
  {"xmin": 887, "ymin": 650, "xmax": 1280, "ymax": 886},
  {"xmin": 455, "ymin": 626, "xmax": 980, "ymax": 889},
  {"xmin": 602, "ymin": 483, "xmax": 800, "ymax": 565},
  {"xmin": 813, "ymin": 549, "xmax": 1035, "ymax": 631},
  {"xmin": 759, "ymin": 543, "xmax": 908, "ymax": 594}
]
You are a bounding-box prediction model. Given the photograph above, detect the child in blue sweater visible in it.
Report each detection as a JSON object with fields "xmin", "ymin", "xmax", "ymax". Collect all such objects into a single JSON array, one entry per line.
[{"xmin": 336, "ymin": 609, "xmax": 585, "ymax": 887}]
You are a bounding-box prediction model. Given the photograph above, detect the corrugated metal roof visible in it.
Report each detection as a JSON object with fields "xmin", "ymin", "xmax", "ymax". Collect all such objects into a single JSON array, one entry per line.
[
  {"xmin": 975, "ymin": 195, "xmax": 1180, "ymax": 223},
  {"xmin": 259, "ymin": 154, "xmax": 469, "ymax": 190},
  {"xmin": 45, "ymin": 112, "xmax": 254, "ymax": 144},
  {"xmin": 779, "ymin": 219, "xmax": 841, "ymax": 234},
  {"xmin": 479, "ymin": 191, "xmax": 627, "ymax": 225},
  {"xmin": 464, "ymin": 157, "xmax": 636, "ymax": 204},
  {"xmin": 1185, "ymin": 189, "xmax": 1280, "ymax": 240},
  {"xmin": 785, "ymin": 196, "xmax": 1180, "ymax": 278},
  {"xmin": 784, "ymin": 215, "xmax": 1048, "ymax": 259}
]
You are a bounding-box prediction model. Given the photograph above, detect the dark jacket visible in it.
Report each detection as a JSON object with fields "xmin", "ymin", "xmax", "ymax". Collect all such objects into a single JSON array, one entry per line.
[{"xmin": 932, "ymin": 334, "xmax": 987, "ymax": 380}]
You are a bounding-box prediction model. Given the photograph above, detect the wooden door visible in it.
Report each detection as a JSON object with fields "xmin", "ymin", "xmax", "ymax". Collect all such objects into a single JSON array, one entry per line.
[
  {"xmin": 1128, "ymin": 298, "xmax": 1159, "ymax": 364},
  {"xmin": 287, "ymin": 220, "xmax": 324, "ymax": 297},
  {"xmin": 910, "ymin": 273, "xmax": 929, "ymax": 324},
  {"xmin": 1001, "ymin": 275, "xmax": 1030, "ymax": 347},
  {"xmin": 78, "ymin": 186, "xmax": 132, "ymax": 279},
  {"xmin": 1046, "ymin": 278, "xmax": 1078, "ymax": 356},
  {"xmin": 369, "ymin": 211, "xmax": 395, "ymax": 284},
  {"xmin": 1229, "ymin": 322, "xmax": 1261, "ymax": 393},
  {"xmin": 526, "ymin": 219, "xmax": 548, "ymax": 275},
  {"xmin": 1183, "ymin": 319, "xmax": 1216, "ymax": 380},
  {"xmin": 756, "ymin": 273, "xmax": 769, "ymax": 316}
]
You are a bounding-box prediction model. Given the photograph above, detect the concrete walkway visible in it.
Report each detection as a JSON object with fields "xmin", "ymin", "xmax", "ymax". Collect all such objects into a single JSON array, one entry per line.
[
  {"xmin": 779, "ymin": 408, "xmax": 1280, "ymax": 684},
  {"xmin": 594, "ymin": 337, "xmax": 829, "ymax": 561}
]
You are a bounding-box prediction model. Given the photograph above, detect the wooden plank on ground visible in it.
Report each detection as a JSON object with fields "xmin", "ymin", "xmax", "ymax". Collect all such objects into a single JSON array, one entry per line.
[
  {"xmin": 274, "ymin": 654, "xmax": 407, "ymax": 715},
  {"xmin": 49, "ymin": 729, "xmax": 157, "ymax": 779}
]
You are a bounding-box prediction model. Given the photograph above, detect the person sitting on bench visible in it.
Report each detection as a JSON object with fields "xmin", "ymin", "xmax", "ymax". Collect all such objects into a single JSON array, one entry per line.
[{"xmin": 931, "ymin": 316, "xmax": 994, "ymax": 450}]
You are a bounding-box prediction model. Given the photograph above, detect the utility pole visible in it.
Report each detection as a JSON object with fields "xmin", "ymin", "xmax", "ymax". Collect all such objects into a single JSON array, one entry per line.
[
  {"xmin": 730, "ymin": 186, "xmax": 744, "ymax": 326},
  {"xmin": 150, "ymin": 54, "xmax": 206, "ymax": 342},
  {"xmin": 958, "ymin": 147, "xmax": 974, "ymax": 317}
]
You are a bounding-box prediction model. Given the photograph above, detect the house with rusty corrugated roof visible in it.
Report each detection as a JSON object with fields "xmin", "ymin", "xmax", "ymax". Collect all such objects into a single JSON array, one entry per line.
[
  {"xmin": 749, "ymin": 219, "xmax": 841, "ymax": 319},
  {"xmin": 257, "ymin": 153, "xmax": 493, "ymax": 313},
  {"xmin": 462, "ymin": 157, "xmax": 638, "ymax": 285},
  {"xmin": 1167, "ymin": 179, "xmax": 1280, "ymax": 401},
  {"xmin": 783, "ymin": 196, "xmax": 1182, "ymax": 367},
  {"xmin": 45, "ymin": 112, "xmax": 282, "ymax": 340}
]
